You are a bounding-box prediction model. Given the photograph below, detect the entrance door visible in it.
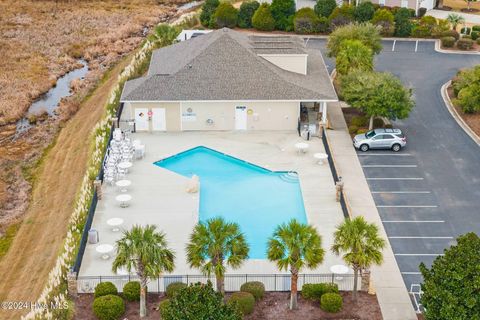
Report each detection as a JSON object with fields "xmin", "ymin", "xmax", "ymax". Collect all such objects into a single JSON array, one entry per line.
[
  {"xmin": 235, "ymin": 106, "xmax": 247, "ymax": 130},
  {"xmin": 151, "ymin": 108, "xmax": 166, "ymax": 131},
  {"xmin": 134, "ymin": 108, "xmax": 149, "ymax": 131}
]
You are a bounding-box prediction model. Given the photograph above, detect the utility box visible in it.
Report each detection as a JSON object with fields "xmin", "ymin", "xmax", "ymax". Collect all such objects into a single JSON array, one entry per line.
[{"xmin": 88, "ymin": 229, "xmax": 99, "ymax": 244}]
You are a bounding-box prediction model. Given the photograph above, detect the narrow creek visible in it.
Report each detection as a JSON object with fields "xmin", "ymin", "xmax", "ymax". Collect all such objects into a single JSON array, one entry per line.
[{"xmin": 16, "ymin": 59, "xmax": 89, "ymax": 134}]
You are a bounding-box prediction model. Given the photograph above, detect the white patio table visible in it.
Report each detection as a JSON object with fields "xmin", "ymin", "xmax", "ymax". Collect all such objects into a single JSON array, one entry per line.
[
  {"xmin": 115, "ymin": 179, "xmax": 131, "ymax": 193},
  {"xmin": 107, "ymin": 218, "xmax": 124, "ymax": 232},
  {"xmin": 295, "ymin": 142, "xmax": 309, "ymax": 154},
  {"xmin": 330, "ymin": 264, "xmax": 349, "ymax": 280},
  {"xmin": 96, "ymin": 244, "xmax": 114, "ymax": 260},
  {"xmin": 313, "ymin": 153, "xmax": 329, "ymax": 165},
  {"xmin": 115, "ymin": 194, "xmax": 132, "ymax": 208}
]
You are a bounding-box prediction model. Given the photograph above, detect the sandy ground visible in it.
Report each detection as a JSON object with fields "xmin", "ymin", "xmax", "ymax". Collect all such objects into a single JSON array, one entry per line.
[{"xmin": 0, "ymin": 54, "xmax": 132, "ymax": 320}]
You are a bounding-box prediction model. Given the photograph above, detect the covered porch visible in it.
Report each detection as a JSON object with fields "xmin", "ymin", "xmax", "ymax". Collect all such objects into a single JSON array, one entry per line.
[{"xmin": 299, "ymin": 101, "xmax": 328, "ymax": 138}]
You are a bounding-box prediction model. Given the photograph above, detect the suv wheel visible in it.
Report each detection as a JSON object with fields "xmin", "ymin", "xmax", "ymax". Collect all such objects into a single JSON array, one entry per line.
[
  {"xmin": 392, "ymin": 144, "xmax": 401, "ymax": 152},
  {"xmin": 360, "ymin": 144, "xmax": 369, "ymax": 152}
]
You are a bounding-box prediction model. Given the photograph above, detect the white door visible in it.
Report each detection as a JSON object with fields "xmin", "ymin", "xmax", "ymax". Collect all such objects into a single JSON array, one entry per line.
[
  {"xmin": 235, "ymin": 106, "xmax": 247, "ymax": 130},
  {"xmin": 151, "ymin": 108, "xmax": 166, "ymax": 131},
  {"xmin": 134, "ymin": 108, "xmax": 149, "ymax": 131},
  {"xmin": 401, "ymin": 0, "xmax": 408, "ymax": 7}
]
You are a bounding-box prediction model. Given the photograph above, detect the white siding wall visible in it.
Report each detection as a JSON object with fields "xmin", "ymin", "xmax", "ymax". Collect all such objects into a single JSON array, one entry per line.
[{"xmin": 258, "ymin": 55, "xmax": 308, "ymax": 75}]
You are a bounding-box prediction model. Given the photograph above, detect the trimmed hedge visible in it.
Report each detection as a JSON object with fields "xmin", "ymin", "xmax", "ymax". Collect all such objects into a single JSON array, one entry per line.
[
  {"xmin": 166, "ymin": 282, "xmax": 188, "ymax": 298},
  {"xmin": 441, "ymin": 36, "xmax": 456, "ymax": 48},
  {"xmin": 471, "ymin": 31, "xmax": 479, "ymax": 40},
  {"xmin": 348, "ymin": 125, "xmax": 359, "ymax": 134},
  {"xmin": 252, "ymin": 3, "xmax": 275, "ymax": 31},
  {"xmin": 159, "ymin": 299, "xmax": 171, "ymax": 317},
  {"xmin": 351, "ymin": 115, "xmax": 368, "ymax": 127},
  {"xmin": 240, "ymin": 281, "xmax": 265, "ymax": 301},
  {"xmin": 301, "ymin": 283, "xmax": 339, "ymax": 300},
  {"xmin": 92, "ymin": 295, "xmax": 125, "ymax": 320},
  {"xmin": 228, "ymin": 292, "xmax": 255, "ymax": 315},
  {"xmin": 320, "ymin": 293, "xmax": 343, "ymax": 313},
  {"xmin": 435, "ymin": 29, "xmax": 460, "ymax": 41},
  {"xmin": 94, "ymin": 282, "xmax": 118, "ymax": 298},
  {"xmin": 457, "ymin": 38, "xmax": 474, "ymax": 50},
  {"xmin": 123, "ymin": 281, "xmax": 141, "ymax": 302},
  {"xmin": 238, "ymin": 1, "xmax": 260, "ymax": 28},
  {"xmin": 214, "ymin": 2, "xmax": 238, "ymax": 28},
  {"xmin": 472, "ymin": 25, "xmax": 480, "ymax": 32}
]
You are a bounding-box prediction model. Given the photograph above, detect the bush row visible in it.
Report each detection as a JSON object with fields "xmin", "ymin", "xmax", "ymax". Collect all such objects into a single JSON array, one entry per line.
[
  {"xmin": 452, "ymin": 65, "xmax": 480, "ymax": 113},
  {"xmin": 93, "ymin": 281, "xmax": 141, "ymax": 320}
]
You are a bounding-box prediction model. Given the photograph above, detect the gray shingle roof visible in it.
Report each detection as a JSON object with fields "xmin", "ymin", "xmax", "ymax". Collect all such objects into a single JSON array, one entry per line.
[{"xmin": 121, "ymin": 29, "xmax": 337, "ymax": 102}]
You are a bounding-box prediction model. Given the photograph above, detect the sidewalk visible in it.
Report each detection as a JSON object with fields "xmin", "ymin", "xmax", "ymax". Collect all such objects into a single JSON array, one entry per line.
[
  {"xmin": 427, "ymin": 9, "xmax": 480, "ymax": 24},
  {"xmin": 326, "ymin": 102, "xmax": 418, "ymax": 320}
]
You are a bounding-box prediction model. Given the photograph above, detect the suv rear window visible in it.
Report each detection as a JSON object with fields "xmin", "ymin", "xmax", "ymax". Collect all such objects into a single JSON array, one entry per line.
[
  {"xmin": 366, "ymin": 130, "xmax": 376, "ymax": 138},
  {"xmin": 395, "ymin": 133, "xmax": 405, "ymax": 138}
]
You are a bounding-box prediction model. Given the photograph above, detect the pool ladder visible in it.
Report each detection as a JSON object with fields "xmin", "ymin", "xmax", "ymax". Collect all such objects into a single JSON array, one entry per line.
[{"xmin": 278, "ymin": 171, "xmax": 299, "ymax": 183}]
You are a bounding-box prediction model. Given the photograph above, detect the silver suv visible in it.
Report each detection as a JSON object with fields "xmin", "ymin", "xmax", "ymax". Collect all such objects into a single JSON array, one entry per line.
[{"xmin": 353, "ymin": 128, "xmax": 406, "ymax": 152}]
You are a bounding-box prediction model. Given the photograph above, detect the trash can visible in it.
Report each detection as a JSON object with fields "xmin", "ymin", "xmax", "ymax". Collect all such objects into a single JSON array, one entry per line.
[{"xmin": 88, "ymin": 228, "xmax": 99, "ymax": 244}]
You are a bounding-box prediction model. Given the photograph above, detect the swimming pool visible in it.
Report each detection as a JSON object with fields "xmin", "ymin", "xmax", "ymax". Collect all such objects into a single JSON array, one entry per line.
[{"xmin": 154, "ymin": 146, "xmax": 307, "ymax": 259}]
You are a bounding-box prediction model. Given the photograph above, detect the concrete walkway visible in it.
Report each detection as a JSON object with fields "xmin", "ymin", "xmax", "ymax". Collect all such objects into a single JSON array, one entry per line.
[
  {"xmin": 326, "ymin": 102, "xmax": 418, "ymax": 320},
  {"xmin": 427, "ymin": 9, "xmax": 480, "ymax": 24}
]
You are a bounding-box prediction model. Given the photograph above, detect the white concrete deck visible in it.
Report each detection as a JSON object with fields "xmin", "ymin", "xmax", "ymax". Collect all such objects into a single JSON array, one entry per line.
[{"xmin": 79, "ymin": 131, "xmax": 346, "ymax": 278}]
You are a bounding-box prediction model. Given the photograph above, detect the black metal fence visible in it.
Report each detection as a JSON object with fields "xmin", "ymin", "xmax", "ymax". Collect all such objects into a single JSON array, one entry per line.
[
  {"xmin": 77, "ymin": 273, "xmax": 355, "ymax": 293},
  {"xmin": 321, "ymin": 127, "xmax": 350, "ymax": 219}
]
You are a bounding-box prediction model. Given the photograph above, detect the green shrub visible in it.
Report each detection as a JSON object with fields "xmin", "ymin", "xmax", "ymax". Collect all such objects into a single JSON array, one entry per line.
[
  {"xmin": 477, "ymin": 38, "xmax": 480, "ymax": 45},
  {"xmin": 159, "ymin": 299, "xmax": 171, "ymax": 318},
  {"xmin": 238, "ymin": 1, "xmax": 260, "ymax": 28},
  {"xmin": 435, "ymin": 30, "xmax": 460, "ymax": 40},
  {"xmin": 327, "ymin": 22, "xmax": 382, "ymax": 57},
  {"xmin": 123, "ymin": 281, "xmax": 140, "ymax": 302},
  {"xmin": 472, "ymin": 25, "xmax": 480, "ymax": 32},
  {"xmin": 270, "ymin": 0, "xmax": 296, "ymax": 30},
  {"xmin": 200, "ymin": 0, "xmax": 220, "ymax": 27},
  {"xmin": 320, "ymin": 293, "xmax": 343, "ymax": 313},
  {"xmin": 314, "ymin": 0, "xmax": 337, "ymax": 18},
  {"xmin": 471, "ymin": 31, "xmax": 479, "ymax": 40},
  {"xmin": 353, "ymin": 1, "xmax": 375, "ymax": 22},
  {"xmin": 166, "ymin": 282, "xmax": 187, "ymax": 298},
  {"xmin": 94, "ymin": 282, "xmax": 118, "ymax": 298},
  {"xmin": 294, "ymin": 7, "xmax": 320, "ymax": 33},
  {"xmin": 394, "ymin": 8, "xmax": 413, "ymax": 37},
  {"xmin": 371, "ymin": 9, "xmax": 395, "ymax": 36},
  {"xmin": 463, "ymin": 34, "xmax": 472, "ymax": 39},
  {"xmin": 348, "ymin": 125, "xmax": 359, "ymax": 134},
  {"xmin": 228, "ymin": 292, "xmax": 255, "ymax": 315},
  {"xmin": 351, "ymin": 115, "xmax": 368, "ymax": 127},
  {"xmin": 301, "ymin": 283, "xmax": 339, "ymax": 300},
  {"xmin": 461, "ymin": 26, "xmax": 471, "ymax": 35},
  {"xmin": 372, "ymin": 118, "xmax": 384, "ymax": 128},
  {"xmin": 92, "ymin": 295, "xmax": 125, "ymax": 320},
  {"xmin": 412, "ymin": 15, "xmax": 437, "ymax": 38},
  {"xmin": 214, "ymin": 2, "xmax": 238, "ymax": 28},
  {"xmin": 357, "ymin": 128, "xmax": 368, "ymax": 134},
  {"xmin": 385, "ymin": 123, "xmax": 393, "ymax": 129},
  {"xmin": 441, "ymin": 36, "xmax": 456, "ymax": 48},
  {"xmin": 457, "ymin": 38, "xmax": 474, "ymax": 50},
  {"xmin": 329, "ymin": 4, "xmax": 354, "ymax": 22},
  {"xmin": 240, "ymin": 281, "xmax": 265, "ymax": 301},
  {"xmin": 252, "ymin": 3, "xmax": 276, "ymax": 31}
]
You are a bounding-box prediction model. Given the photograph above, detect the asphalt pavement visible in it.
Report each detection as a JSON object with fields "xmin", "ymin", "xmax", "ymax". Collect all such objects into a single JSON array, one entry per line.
[{"xmin": 307, "ymin": 39, "xmax": 480, "ymax": 293}]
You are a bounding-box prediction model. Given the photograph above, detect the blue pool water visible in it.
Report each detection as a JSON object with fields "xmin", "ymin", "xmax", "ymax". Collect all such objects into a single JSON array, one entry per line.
[{"xmin": 154, "ymin": 146, "xmax": 307, "ymax": 259}]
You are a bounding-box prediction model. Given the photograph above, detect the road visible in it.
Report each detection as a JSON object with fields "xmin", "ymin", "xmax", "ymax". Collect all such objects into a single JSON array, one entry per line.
[{"xmin": 307, "ymin": 39, "xmax": 480, "ymax": 294}]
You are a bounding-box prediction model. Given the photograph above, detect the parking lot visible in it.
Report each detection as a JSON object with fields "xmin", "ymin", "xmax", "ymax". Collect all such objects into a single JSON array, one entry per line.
[{"xmin": 356, "ymin": 149, "xmax": 456, "ymax": 290}]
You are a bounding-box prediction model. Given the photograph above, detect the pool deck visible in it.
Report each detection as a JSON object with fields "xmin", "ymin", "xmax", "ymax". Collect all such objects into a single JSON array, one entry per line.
[{"xmin": 79, "ymin": 131, "xmax": 346, "ymax": 278}]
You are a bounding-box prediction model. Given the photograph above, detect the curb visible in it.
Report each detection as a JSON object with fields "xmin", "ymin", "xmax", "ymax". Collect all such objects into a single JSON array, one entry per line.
[
  {"xmin": 441, "ymin": 81, "xmax": 480, "ymax": 146},
  {"xmin": 434, "ymin": 40, "xmax": 480, "ymax": 55}
]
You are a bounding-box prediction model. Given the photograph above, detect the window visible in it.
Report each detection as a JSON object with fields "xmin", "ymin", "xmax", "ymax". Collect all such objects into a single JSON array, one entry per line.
[
  {"xmin": 382, "ymin": 134, "xmax": 394, "ymax": 140},
  {"xmin": 401, "ymin": 0, "xmax": 408, "ymax": 7},
  {"xmin": 379, "ymin": 0, "xmax": 385, "ymax": 6}
]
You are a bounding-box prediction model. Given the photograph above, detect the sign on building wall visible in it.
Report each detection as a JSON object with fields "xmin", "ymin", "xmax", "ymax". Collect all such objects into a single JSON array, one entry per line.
[{"xmin": 182, "ymin": 107, "xmax": 197, "ymax": 121}]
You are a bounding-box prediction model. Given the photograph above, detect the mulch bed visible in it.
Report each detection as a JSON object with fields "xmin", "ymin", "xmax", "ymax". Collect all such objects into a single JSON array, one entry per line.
[
  {"xmin": 447, "ymin": 86, "xmax": 480, "ymax": 138},
  {"xmin": 74, "ymin": 291, "xmax": 382, "ymax": 320}
]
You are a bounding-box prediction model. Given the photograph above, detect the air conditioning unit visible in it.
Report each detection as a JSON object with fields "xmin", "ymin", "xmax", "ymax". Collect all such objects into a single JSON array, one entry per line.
[{"xmin": 206, "ymin": 119, "xmax": 214, "ymax": 125}]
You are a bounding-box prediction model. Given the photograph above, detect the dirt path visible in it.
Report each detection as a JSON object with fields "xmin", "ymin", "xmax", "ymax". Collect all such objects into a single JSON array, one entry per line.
[{"xmin": 0, "ymin": 56, "xmax": 131, "ymax": 320}]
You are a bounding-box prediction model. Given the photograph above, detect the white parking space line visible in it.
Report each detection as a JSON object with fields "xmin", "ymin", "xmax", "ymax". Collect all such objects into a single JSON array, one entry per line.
[
  {"xmin": 415, "ymin": 40, "xmax": 418, "ymax": 52},
  {"xmin": 383, "ymin": 220, "xmax": 445, "ymax": 223},
  {"xmin": 357, "ymin": 153, "xmax": 412, "ymax": 156},
  {"xmin": 392, "ymin": 40, "xmax": 396, "ymax": 51},
  {"xmin": 362, "ymin": 165, "xmax": 417, "ymax": 168},
  {"xmin": 389, "ymin": 236, "xmax": 453, "ymax": 239},
  {"xmin": 402, "ymin": 272, "xmax": 422, "ymax": 275},
  {"xmin": 395, "ymin": 253, "xmax": 444, "ymax": 256},
  {"xmin": 377, "ymin": 205, "xmax": 437, "ymax": 208},
  {"xmin": 367, "ymin": 177, "xmax": 424, "ymax": 180},
  {"xmin": 372, "ymin": 191, "xmax": 431, "ymax": 194}
]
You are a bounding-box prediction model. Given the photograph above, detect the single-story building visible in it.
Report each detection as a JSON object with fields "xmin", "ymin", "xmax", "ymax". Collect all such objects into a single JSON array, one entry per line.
[{"xmin": 120, "ymin": 28, "xmax": 338, "ymax": 132}]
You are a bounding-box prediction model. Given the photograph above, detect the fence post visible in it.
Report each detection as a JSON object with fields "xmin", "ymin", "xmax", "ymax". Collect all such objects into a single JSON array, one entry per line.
[
  {"xmin": 158, "ymin": 277, "xmax": 160, "ymax": 293},
  {"xmin": 111, "ymin": 117, "xmax": 118, "ymax": 129},
  {"xmin": 67, "ymin": 270, "xmax": 78, "ymax": 298},
  {"xmin": 94, "ymin": 179, "xmax": 102, "ymax": 200},
  {"xmin": 274, "ymin": 274, "xmax": 277, "ymax": 291},
  {"xmin": 361, "ymin": 270, "xmax": 372, "ymax": 293}
]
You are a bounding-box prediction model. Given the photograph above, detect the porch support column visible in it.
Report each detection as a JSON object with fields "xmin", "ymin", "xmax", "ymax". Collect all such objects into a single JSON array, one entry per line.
[{"xmin": 321, "ymin": 102, "xmax": 328, "ymax": 124}]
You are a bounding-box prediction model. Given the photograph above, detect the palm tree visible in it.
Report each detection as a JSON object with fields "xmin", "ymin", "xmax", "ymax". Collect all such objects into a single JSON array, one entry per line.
[
  {"xmin": 447, "ymin": 13, "xmax": 466, "ymax": 30},
  {"xmin": 186, "ymin": 217, "xmax": 249, "ymax": 295},
  {"xmin": 150, "ymin": 24, "xmax": 180, "ymax": 47},
  {"xmin": 112, "ymin": 225, "xmax": 175, "ymax": 318},
  {"xmin": 267, "ymin": 219, "xmax": 325, "ymax": 310},
  {"xmin": 331, "ymin": 216, "xmax": 386, "ymax": 301}
]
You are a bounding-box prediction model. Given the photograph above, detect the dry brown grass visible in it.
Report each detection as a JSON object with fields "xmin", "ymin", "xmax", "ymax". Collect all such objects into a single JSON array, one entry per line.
[
  {"xmin": 0, "ymin": 55, "xmax": 130, "ymax": 320},
  {"xmin": 443, "ymin": 0, "xmax": 480, "ymax": 14},
  {"xmin": 0, "ymin": 0, "xmax": 185, "ymax": 125}
]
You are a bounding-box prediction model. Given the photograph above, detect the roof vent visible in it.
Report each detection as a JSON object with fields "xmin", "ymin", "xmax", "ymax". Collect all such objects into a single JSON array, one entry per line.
[{"xmin": 187, "ymin": 64, "xmax": 192, "ymax": 69}]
